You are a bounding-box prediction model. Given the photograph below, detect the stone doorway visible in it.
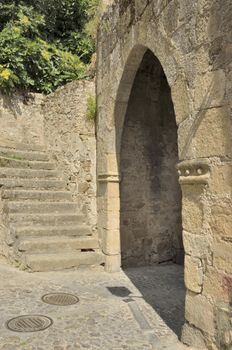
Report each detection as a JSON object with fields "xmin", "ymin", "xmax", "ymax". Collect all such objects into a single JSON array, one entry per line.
[
  {"xmin": 119, "ymin": 50, "xmax": 185, "ymax": 337},
  {"xmin": 120, "ymin": 50, "xmax": 183, "ymax": 267}
]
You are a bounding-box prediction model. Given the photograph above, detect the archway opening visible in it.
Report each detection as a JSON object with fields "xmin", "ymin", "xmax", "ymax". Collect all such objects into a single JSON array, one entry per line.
[{"xmin": 119, "ymin": 49, "xmax": 185, "ymax": 337}]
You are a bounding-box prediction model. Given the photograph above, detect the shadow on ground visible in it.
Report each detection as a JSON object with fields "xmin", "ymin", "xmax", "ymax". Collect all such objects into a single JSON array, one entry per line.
[{"xmin": 123, "ymin": 263, "xmax": 186, "ymax": 339}]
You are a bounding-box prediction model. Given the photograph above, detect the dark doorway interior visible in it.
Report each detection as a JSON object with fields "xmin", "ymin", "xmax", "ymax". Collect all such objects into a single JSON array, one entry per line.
[{"xmin": 120, "ymin": 49, "xmax": 185, "ymax": 337}]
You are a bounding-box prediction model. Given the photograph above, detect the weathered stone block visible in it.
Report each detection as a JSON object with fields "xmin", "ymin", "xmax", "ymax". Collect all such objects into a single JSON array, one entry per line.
[
  {"xmin": 105, "ymin": 254, "xmax": 121, "ymax": 272},
  {"xmin": 135, "ymin": 0, "xmax": 148, "ymax": 17},
  {"xmin": 213, "ymin": 242, "xmax": 232, "ymax": 274},
  {"xmin": 107, "ymin": 182, "xmax": 120, "ymax": 198},
  {"xmin": 162, "ymin": 0, "xmax": 180, "ymax": 34},
  {"xmin": 97, "ymin": 182, "xmax": 107, "ymax": 198},
  {"xmin": 183, "ymin": 231, "xmax": 210, "ymax": 258},
  {"xmin": 182, "ymin": 322, "xmax": 207, "ymax": 349},
  {"xmin": 216, "ymin": 303, "xmax": 232, "ymax": 350},
  {"xmin": 78, "ymin": 182, "xmax": 90, "ymax": 193},
  {"xmin": 0, "ymin": 92, "xmax": 45, "ymax": 147},
  {"xmin": 203, "ymin": 266, "xmax": 232, "ymax": 304},
  {"xmin": 106, "ymin": 153, "xmax": 119, "ymax": 173},
  {"xmin": 107, "ymin": 197, "xmax": 120, "ymax": 212},
  {"xmin": 105, "ymin": 211, "xmax": 120, "ymax": 230},
  {"xmin": 208, "ymin": 162, "xmax": 232, "ymax": 195},
  {"xmin": 185, "ymin": 255, "xmax": 203, "ymax": 293},
  {"xmin": 171, "ymin": 76, "xmax": 191, "ymax": 125},
  {"xmin": 210, "ymin": 199, "xmax": 232, "ymax": 240},
  {"xmin": 181, "ymin": 186, "xmax": 204, "ymax": 233},
  {"xmin": 193, "ymin": 70, "xmax": 226, "ymax": 110},
  {"xmin": 185, "ymin": 292, "xmax": 215, "ymax": 336},
  {"xmin": 178, "ymin": 106, "xmax": 231, "ymax": 160},
  {"xmin": 102, "ymin": 229, "xmax": 120, "ymax": 255}
]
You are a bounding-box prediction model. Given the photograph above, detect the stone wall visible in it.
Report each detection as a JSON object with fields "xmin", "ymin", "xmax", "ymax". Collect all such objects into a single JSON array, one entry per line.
[
  {"xmin": 0, "ymin": 92, "xmax": 44, "ymax": 148},
  {"xmin": 97, "ymin": 0, "xmax": 232, "ymax": 349},
  {"xmin": 43, "ymin": 80, "xmax": 97, "ymax": 228}
]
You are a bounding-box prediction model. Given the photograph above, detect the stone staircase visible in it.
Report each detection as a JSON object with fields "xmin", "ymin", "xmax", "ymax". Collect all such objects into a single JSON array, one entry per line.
[{"xmin": 0, "ymin": 144, "xmax": 103, "ymax": 272}]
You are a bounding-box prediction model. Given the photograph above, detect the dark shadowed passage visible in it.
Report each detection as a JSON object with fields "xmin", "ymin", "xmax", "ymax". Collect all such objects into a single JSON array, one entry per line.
[
  {"xmin": 120, "ymin": 50, "xmax": 185, "ymax": 338},
  {"xmin": 120, "ymin": 50, "xmax": 183, "ymax": 267}
]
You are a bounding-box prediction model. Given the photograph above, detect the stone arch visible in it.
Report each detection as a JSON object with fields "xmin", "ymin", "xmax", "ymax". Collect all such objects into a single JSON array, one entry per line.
[
  {"xmin": 102, "ymin": 43, "xmax": 185, "ymax": 271},
  {"xmin": 98, "ymin": 44, "xmax": 186, "ymax": 336},
  {"xmin": 114, "ymin": 43, "xmax": 186, "ymax": 156},
  {"xmin": 114, "ymin": 44, "xmax": 148, "ymax": 156},
  {"xmin": 119, "ymin": 48, "xmax": 183, "ymax": 268},
  {"xmin": 97, "ymin": 1, "xmax": 232, "ymax": 347}
]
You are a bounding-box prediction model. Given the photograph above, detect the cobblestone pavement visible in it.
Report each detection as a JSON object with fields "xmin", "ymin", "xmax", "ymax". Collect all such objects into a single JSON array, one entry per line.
[{"xmin": 0, "ymin": 261, "xmax": 194, "ymax": 350}]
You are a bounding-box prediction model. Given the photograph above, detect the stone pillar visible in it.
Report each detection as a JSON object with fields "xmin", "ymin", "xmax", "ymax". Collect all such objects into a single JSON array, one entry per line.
[
  {"xmin": 177, "ymin": 160, "xmax": 213, "ymax": 348},
  {"xmin": 97, "ymin": 154, "xmax": 121, "ymax": 272}
]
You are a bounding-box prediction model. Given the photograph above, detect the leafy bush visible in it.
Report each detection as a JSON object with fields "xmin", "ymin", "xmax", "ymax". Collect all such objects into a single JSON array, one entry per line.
[
  {"xmin": 0, "ymin": 1, "xmax": 100, "ymax": 94},
  {"xmin": 62, "ymin": 31, "xmax": 95, "ymax": 64}
]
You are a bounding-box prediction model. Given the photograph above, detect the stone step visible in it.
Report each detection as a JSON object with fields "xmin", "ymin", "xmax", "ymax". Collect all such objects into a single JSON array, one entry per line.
[
  {"xmin": 22, "ymin": 252, "xmax": 104, "ymax": 271},
  {"xmin": 0, "ymin": 147, "xmax": 49, "ymax": 161},
  {"xmin": 18, "ymin": 236, "xmax": 99, "ymax": 252},
  {"xmin": 2, "ymin": 190, "xmax": 72, "ymax": 202},
  {"xmin": 0, "ymin": 178, "xmax": 66, "ymax": 190},
  {"xmin": 5, "ymin": 201, "xmax": 78, "ymax": 214},
  {"xmin": 0, "ymin": 167, "xmax": 59, "ymax": 179},
  {"xmin": 9, "ymin": 213, "xmax": 84, "ymax": 225},
  {"xmin": 0, "ymin": 156, "xmax": 55, "ymax": 170},
  {"xmin": 0, "ymin": 141, "xmax": 45, "ymax": 152},
  {"xmin": 12, "ymin": 224, "xmax": 92, "ymax": 238}
]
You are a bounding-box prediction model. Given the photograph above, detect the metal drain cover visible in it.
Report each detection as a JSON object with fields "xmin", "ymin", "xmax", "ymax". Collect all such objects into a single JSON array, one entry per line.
[
  {"xmin": 6, "ymin": 315, "xmax": 53, "ymax": 332},
  {"xmin": 42, "ymin": 292, "xmax": 79, "ymax": 306}
]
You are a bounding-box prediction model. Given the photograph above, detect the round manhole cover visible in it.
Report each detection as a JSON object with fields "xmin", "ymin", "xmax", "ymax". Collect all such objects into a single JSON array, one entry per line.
[
  {"xmin": 42, "ymin": 292, "xmax": 79, "ymax": 306},
  {"xmin": 6, "ymin": 315, "xmax": 53, "ymax": 332}
]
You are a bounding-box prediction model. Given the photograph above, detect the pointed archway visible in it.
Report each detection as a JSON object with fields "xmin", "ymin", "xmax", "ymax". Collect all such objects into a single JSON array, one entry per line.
[
  {"xmin": 120, "ymin": 50, "xmax": 183, "ymax": 267},
  {"xmin": 119, "ymin": 49, "xmax": 185, "ymax": 337}
]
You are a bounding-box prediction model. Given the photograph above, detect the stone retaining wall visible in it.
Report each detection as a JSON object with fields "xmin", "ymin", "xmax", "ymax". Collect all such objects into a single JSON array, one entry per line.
[
  {"xmin": 43, "ymin": 80, "xmax": 97, "ymax": 228},
  {"xmin": 0, "ymin": 92, "xmax": 44, "ymax": 148}
]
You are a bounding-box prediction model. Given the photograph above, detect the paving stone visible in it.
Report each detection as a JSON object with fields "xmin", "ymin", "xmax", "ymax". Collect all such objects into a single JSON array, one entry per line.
[{"xmin": 0, "ymin": 262, "xmax": 191, "ymax": 350}]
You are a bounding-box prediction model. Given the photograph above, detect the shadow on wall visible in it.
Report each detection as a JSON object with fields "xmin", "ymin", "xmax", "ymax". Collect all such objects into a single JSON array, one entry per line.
[
  {"xmin": 180, "ymin": 0, "xmax": 232, "ymax": 159},
  {"xmin": 0, "ymin": 91, "xmax": 36, "ymax": 119}
]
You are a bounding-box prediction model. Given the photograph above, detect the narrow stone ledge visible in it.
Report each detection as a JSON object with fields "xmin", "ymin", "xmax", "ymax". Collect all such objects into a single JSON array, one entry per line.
[{"xmin": 97, "ymin": 173, "xmax": 121, "ymax": 183}]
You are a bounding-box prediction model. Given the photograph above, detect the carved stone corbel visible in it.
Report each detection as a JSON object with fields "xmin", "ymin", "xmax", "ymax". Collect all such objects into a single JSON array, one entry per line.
[{"xmin": 176, "ymin": 159, "xmax": 211, "ymax": 185}]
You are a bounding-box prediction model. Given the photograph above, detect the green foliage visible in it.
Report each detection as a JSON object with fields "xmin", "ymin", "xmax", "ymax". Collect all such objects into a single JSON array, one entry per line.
[
  {"xmin": 86, "ymin": 95, "xmax": 96, "ymax": 121},
  {"xmin": 85, "ymin": 0, "xmax": 103, "ymax": 39},
  {"xmin": 0, "ymin": 0, "xmax": 101, "ymax": 94},
  {"xmin": 63, "ymin": 31, "xmax": 95, "ymax": 64},
  {"xmin": 26, "ymin": 0, "xmax": 90, "ymax": 40}
]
